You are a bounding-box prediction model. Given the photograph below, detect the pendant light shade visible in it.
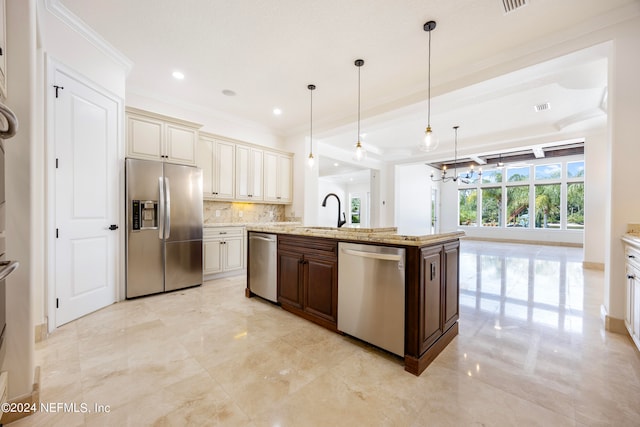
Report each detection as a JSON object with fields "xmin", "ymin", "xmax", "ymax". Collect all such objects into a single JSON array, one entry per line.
[
  {"xmin": 307, "ymin": 84, "xmax": 316, "ymax": 168},
  {"xmin": 353, "ymin": 59, "xmax": 366, "ymax": 161},
  {"xmin": 419, "ymin": 20, "xmax": 439, "ymax": 152}
]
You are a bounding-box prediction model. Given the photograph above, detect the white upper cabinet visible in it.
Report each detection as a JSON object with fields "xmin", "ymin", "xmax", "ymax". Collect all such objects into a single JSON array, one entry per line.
[
  {"xmin": 0, "ymin": 0, "xmax": 6, "ymax": 99},
  {"xmin": 126, "ymin": 107, "xmax": 200, "ymax": 166},
  {"xmin": 236, "ymin": 145, "xmax": 263, "ymax": 201},
  {"xmin": 264, "ymin": 151, "xmax": 292, "ymax": 203},
  {"xmin": 197, "ymin": 133, "xmax": 235, "ymax": 200}
]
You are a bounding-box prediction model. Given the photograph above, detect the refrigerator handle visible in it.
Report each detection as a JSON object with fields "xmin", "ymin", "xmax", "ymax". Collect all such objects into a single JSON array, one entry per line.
[
  {"xmin": 164, "ymin": 177, "xmax": 171, "ymax": 239},
  {"xmin": 158, "ymin": 177, "xmax": 165, "ymax": 239}
]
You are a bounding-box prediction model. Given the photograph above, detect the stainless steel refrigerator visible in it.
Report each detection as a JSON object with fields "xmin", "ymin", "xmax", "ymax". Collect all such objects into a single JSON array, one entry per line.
[{"xmin": 126, "ymin": 158, "xmax": 203, "ymax": 298}]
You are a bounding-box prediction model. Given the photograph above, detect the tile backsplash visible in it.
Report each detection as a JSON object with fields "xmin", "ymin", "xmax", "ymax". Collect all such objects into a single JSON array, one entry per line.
[{"xmin": 203, "ymin": 201, "xmax": 292, "ymax": 224}]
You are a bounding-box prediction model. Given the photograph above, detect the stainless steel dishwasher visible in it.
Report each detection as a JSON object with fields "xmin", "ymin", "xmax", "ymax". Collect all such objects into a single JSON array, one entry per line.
[
  {"xmin": 338, "ymin": 242, "xmax": 405, "ymax": 356},
  {"xmin": 248, "ymin": 233, "xmax": 277, "ymax": 302}
]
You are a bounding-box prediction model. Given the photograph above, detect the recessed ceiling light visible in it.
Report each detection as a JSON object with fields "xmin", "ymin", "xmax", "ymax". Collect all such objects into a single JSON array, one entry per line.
[
  {"xmin": 172, "ymin": 71, "xmax": 185, "ymax": 80},
  {"xmin": 334, "ymin": 163, "xmax": 339, "ymax": 167},
  {"xmin": 222, "ymin": 89, "xmax": 236, "ymax": 96},
  {"xmin": 273, "ymin": 108, "xmax": 282, "ymax": 115}
]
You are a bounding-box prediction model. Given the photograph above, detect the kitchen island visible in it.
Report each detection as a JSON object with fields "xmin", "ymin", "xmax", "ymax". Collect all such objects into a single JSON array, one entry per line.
[{"xmin": 245, "ymin": 225, "xmax": 464, "ymax": 376}]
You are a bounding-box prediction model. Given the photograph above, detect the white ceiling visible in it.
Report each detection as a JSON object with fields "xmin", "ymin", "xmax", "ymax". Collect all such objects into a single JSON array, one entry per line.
[{"xmin": 58, "ymin": 0, "xmax": 636, "ymax": 166}]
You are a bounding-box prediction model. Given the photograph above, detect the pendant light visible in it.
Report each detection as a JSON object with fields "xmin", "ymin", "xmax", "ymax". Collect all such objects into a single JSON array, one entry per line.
[
  {"xmin": 307, "ymin": 84, "xmax": 316, "ymax": 168},
  {"xmin": 353, "ymin": 59, "xmax": 366, "ymax": 161},
  {"xmin": 430, "ymin": 125, "xmax": 480, "ymax": 183},
  {"xmin": 419, "ymin": 20, "xmax": 439, "ymax": 152}
]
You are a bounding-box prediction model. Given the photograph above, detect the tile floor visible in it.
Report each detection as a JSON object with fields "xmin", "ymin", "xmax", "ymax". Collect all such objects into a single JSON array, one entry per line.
[{"xmin": 10, "ymin": 240, "xmax": 640, "ymax": 426}]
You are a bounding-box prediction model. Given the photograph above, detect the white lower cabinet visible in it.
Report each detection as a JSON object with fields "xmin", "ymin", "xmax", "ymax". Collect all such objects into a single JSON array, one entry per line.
[
  {"xmin": 204, "ymin": 227, "xmax": 245, "ymax": 276},
  {"xmin": 624, "ymin": 241, "xmax": 640, "ymax": 351}
]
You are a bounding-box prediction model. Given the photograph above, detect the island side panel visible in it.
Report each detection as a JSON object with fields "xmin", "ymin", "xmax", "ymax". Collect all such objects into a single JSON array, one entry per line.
[{"xmin": 405, "ymin": 238, "xmax": 460, "ymax": 376}]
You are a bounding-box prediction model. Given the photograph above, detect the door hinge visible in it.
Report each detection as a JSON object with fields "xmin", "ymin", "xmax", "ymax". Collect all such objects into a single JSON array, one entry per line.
[
  {"xmin": 56, "ymin": 228, "xmax": 59, "ymax": 238},
  {"xmin": 53, "ymin": 85, "xmax": 64, "ymax": 98},
  {"xmin": 56, "ymin": 158, "xmax": 59, "ymax": 169},
  {"xmin": 56, "ymin": 298, "xmax": 59, "ymax": 309}
]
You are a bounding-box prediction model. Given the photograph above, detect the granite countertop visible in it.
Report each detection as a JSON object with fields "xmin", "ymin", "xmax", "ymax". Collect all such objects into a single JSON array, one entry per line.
[
  {"xmin": 245, "ymin": 224, "xmax": 465, "ymax": 247},
  {"xmin": 622, "ymin": 233, "xmax": 640, "ymax": 246}
]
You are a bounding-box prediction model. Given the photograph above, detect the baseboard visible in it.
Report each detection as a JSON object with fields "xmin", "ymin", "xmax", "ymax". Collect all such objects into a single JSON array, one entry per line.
[
  {"xmin": 461, "ymin": 236, "xmax": 582, "ymax": 248},
  {"xmin": 604, "ymin": 313, "xmax": 627, "ymax": 334},
  {"xmin": 0, "ymin": 366, "xmax": 40, "ymax": 424},
  {"xmin": 35, "ymin": 321, "xmax": 48, "ymax": 343},
  {"xmin": 583, "ymin": 261, "xmax": 605, "ymax": 271}
]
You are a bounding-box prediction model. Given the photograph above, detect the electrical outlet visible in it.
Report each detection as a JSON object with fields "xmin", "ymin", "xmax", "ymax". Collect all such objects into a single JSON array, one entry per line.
[
  {"xmin": 269, "ymin": 211, "xmax": 273, "ymax": 218},
  {"xmin": 239, "ymin": 211, "xmax": 243, "ymax": 218},
  {"xmin": 215, "ymin": 210, "xmax": 221, "ymax": 217}
]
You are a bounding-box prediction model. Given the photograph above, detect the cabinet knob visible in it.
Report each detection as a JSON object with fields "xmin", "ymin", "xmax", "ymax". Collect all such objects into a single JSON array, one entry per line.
[
  {"xmin": 628, "ymin": 255, "xmax": 636, "ymax": 259},
  {"xmin": 628, "ymin": 274, "xmax": 635, "ymax": 279}
]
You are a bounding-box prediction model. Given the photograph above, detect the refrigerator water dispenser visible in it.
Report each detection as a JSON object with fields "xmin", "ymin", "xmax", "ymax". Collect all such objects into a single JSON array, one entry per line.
[{"xmin": 132, "ymin": 200, "xmax": 158, "ymax": 230}]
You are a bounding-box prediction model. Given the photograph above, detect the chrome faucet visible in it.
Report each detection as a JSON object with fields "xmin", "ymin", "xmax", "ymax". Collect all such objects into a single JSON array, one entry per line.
[{"xmin": 321, "ymin": 193, "xmax": 347, "ymax": 228}]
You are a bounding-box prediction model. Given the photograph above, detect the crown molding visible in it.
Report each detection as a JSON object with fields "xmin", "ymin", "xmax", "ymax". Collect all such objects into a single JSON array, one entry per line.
[{"xmin": 44, "ymin": 0, "xmax": 133, "ymax": 74}]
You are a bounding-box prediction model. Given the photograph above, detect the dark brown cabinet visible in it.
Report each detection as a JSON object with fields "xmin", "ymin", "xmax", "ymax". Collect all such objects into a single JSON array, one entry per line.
[
  {"xmin": 277, "ymin": 236, "xmax": 338, "ymax": 330},
  {"xmin": 419, "ymin": 245, "xmax": 442, "ymax": 354},
  {"xmin": 405, "ymin": 239, "xmax": 460, "ymax": 376}
]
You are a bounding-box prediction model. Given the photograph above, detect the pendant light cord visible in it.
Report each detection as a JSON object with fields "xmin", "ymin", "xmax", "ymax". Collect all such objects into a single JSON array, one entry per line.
[
  {"xmin": 454, "ymin": 126, "xmax": 458, "ymax": 177},
  {"xmin": 357, "ymin": 64, "xmax": 361, "ymax": 142},
  {"xmin": 310, "ymin": 87, "xmax": 313, "ymax": 154},
  {"xmin": 428, "ymin": 28, "xmax": 431, "ymax": 128}
]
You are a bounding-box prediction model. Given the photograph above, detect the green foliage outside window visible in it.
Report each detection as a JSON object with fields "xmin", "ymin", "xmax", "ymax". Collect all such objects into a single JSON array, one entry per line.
[
  {"xmin": 459, "ymin": 189, "xmax": 477, "ymax": 226},
  {"xmin": 535, "ymin": 184, "xmax": 560, "ymax": 228}
]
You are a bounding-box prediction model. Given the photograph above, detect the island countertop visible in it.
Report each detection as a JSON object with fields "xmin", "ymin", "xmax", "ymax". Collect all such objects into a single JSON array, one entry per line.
[{"xmin": 245, "ymin": 224, "xmax": 465, "ymax": 247}]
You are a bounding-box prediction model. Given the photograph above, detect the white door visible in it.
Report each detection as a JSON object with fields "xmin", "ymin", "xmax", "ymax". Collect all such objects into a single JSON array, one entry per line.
[{"xmin": 53, "ymin": 69, "xmax": 119, "ymax": 326}]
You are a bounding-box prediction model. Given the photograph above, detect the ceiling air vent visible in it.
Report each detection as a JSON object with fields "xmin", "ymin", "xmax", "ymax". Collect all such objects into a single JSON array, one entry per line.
[
  {"xmin": 501, "ymin": 0, "xmax": 528, "ymax": 14},
  {"xmin": 534, "ymin": 102, "xmax": 551, "ymax": 112}
]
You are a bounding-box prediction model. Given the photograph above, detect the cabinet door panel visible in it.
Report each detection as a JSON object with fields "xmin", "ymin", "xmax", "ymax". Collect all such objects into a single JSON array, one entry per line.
[
  {"xmin": 278, "ymin": 155, "xmax": 292, "ymax": 202},
  {"xmin": 443, "ymin": 241, "xmax": 459, "ymax": 331},
  {"xmin": 166, "ymin": 124, "xmax": 196, "ymax": 165},
  {"xmin": 420, "ymin": 246, "xmax": 442, "ymax": 354},
  {"xmin": 251, "ymin": 149, "xmax": 263, "ymax": 200},
  {"xmin": 197, "ymin": 138, "xmax": 214, "ymax": 196},
  {"xmin": 203, "ymin": 240, "xmax": 222, "ymax": 274},
  {"xmin": 634, "ymin": 277, "xmax": 640, "ymax": 339},
  {"xmin": 224, "ymin": 237, "xmax": 243, "ymax": 271},
  {"xmin": 263, "ymin": 151, "xmax": 278, "ymax": 201},
  {"xmin": 127, "ymin": 115, "xmax": 162, "ymax": 160},
  {"xmin": 278, "ymin": 251, "xmax": 303, "ymax": 308},
  {"xmin": 216, "ymin": 141, "xmax": 235, "ymax": 199},
  {"xmin": 235, "ymin": 145, "xmax": 250, "ymax": 199},
  {"xmin": 304, "ymin": 256, "xmax": 337, "ymax": 323}
]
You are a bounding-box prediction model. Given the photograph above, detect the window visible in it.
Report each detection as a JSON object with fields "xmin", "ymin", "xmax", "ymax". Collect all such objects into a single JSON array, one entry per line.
[
  {"xmin": 567, "ymin": 161, "xmax": 584, "ymax": 230},
  {"xmin": 567, "ymin": 183, "xmax": 584, "ymax": 229},
  {"xmin": 507, "ymin": 166, "xmax": 529, "ymax": 182},
  {"xmin": 350, "ymin": 197, "xmax": 361, "ymax": 224},
  {"xmin": 481, "ymin": 170, "xmax": 502, "ymax": 184},
  {"xmin": 459, "ymin": 189, "xmax": 477, "ymax": 226},
  {"xmin": 481, "ymin": 187, "xmax": 502, "ymax": 226},
  {"xmin": 567, "ymin": 161, "xmax": 584, "ymax": 178},
  {"xmin": 535, "ymin": 163, "xmax": 561, "ymax": 180},
  {"xmin": 457, "ymin": 157, "xmax": 584, "ymax": 231},
  {"xmin": 506, "ymin": 185, "xmax": 529, "ymax": 227},
  {"xmin": 535, "ymin": 184, "xmax": 561, "ymax": 228}
]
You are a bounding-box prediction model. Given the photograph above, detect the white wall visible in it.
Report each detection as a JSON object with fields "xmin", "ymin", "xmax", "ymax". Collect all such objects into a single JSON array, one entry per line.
[
  {"xmin": 605, "ymin": 15, "xmax": 640, "ymax": 323},
  {"xmin": 395, "ymin": 163, "xmax": 433, "ymax": 235},
  {"xmin": 583, "ymin": 131, "xmax": 607, "ymax": 265}
]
